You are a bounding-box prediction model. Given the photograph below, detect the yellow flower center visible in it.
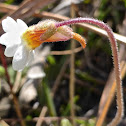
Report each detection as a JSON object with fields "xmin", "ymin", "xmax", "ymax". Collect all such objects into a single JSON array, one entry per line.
[
  {"xmin": 21, "ymin": 26, "xmax": 47, "ymax": 49},
  {"xmin": 21, "ymin": 20, "xmax": 57, "ymax": 49}
]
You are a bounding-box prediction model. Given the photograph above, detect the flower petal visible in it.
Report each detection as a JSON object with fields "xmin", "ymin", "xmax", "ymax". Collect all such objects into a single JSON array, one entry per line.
[
  {"xmin": 17, "ymin": 19, "xmax": 28, "ymax": 34},
  {"xmin": 12, "ymin": 45, "xmax": 29, "ymax": 71},
  {"xmin": 0, "ymin": 33, "xmax": 9, "ymax": 45},
  {"xmin": 4, "ymin": 44, "xmax": 18, "ymax": 57},
  {"xmin": 26, "ymin": 51, "xmax": 34, "ymax": 66},
  {"xmin": 45, "ymin": 32, "xmax": 71, "ymax": 42},
  {"xmin": 0, "ymin": 32, "xmax": 21, "ymax": 46},
  {"xmin": 2, "ymin": 17, "xmax": 17, "ymax": 32}
]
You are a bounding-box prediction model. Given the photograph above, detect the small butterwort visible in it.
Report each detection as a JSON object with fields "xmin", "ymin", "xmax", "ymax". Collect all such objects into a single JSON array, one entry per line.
[{"xmin": 0, "ymin": 17, "xmax": 86, "ymax": 71}]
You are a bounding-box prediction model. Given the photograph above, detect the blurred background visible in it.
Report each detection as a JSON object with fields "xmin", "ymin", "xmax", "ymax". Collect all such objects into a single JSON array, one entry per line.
[{"xmin": 0, "ymin": 0, "xmax": 126, "ymax": 126}]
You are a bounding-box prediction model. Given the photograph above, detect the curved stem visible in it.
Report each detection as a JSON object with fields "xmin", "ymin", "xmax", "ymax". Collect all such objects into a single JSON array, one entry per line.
[{"xmin": 55, "ymin": 18, "xmax": 124, "ymax": 126}]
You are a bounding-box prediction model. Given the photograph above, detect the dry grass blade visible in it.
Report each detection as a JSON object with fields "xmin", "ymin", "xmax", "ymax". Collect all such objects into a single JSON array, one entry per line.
[
  {"xmin": 64, "ymin": 74, "xmax": 101, "ymax": 95},
  {"xmin": 51, "ymin": 58, "xmax": 69, "ymax": 97},
  {"xmin": 34, "ymin": 11, "xmax": 126, "ymax": 45},
  {"xmin": 0, "ymin": 3, "xmax": 18, "ymax": 13},
  {"xmin": 2, "ymin": 116, "xmax": 89, "ymax": 123},
  {"xmin": 13, "ymin": 72, "xmax": 22, "ymax": 93},
  {"xmin": 50, "ymin": 46, "xmax": 83, "ymax": 55},
  {"xmin": 0, "ymin": 120, "xmax": 9, "ymax": 126},
  {"xmin": 36, "ymin": 106, "xmax": 48, "ymax": 126},
  {"xmin": 96, "ymin": 61, "xmax": 126, "ymax": 126},
  {"xmin": 69, "ymin": 3, "xmax": 76, "ymax": 126}
]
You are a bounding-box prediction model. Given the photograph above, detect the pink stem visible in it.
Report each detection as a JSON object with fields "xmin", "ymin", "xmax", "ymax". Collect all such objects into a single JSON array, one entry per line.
[
  {"xmin": 56, "ymin": 18, "xmax": 123, "ymax": 126},
  {"xmin": 0, "ymin": 45, "xmax": 12, "ymax": 87}
]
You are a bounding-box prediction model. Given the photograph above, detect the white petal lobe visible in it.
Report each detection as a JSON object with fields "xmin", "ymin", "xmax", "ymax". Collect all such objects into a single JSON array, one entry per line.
[
  {"xmin": 0, "ymin": 32, "xmax": 21, "ymax": 46},
  {"xmin": 0, "ymin": 33, "xmax": 10, "ymax": 45},
  {"xmin": 0, "ymin": 16, "xmax": 35, "ymax": 71},
  {"xmin": 2, "ymin": 17, "xmax": 17, "ymax": 32},
  {"xmin": 26, "ymin": 51, "xmax": 34, "ymax": 66},
  {"xmin": 4, "ymin": 44, "xmax": 18, "ymax": 57},
  {"xmin": 12, "ymin": 45, "xmax": 29, "ymax": 71},
  {"xmin": 17, "ymin": 19, "xmax": 28, "ymax": 34}
]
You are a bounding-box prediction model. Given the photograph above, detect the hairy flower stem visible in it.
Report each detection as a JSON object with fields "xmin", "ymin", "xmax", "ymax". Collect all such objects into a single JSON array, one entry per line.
[{"xmin": 55, "ymin": 18, "xmax": 123, "ymax": 126}]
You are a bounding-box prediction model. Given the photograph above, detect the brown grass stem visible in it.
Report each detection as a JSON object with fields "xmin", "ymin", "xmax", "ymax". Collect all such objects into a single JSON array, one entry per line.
[
  {"xmin": 69, "ymin": 3, "xmax": 76, "ymax": 126},
  {"xmin": 36, "ymin": 106, "xmax": 48, "ymax": 126}
]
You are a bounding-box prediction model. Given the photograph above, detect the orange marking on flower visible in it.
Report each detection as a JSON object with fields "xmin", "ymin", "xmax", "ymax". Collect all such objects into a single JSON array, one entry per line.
[
  {"xmin": 22, "ymin": 20, "xmax": 85, "ymax": 50},
  {"xmin": 72, "ymin": 32, "xmax": 86, "ymax": 48},
  {"xmin": 22, "ymin": 28, "xmax": 47, "ymax": 49}
]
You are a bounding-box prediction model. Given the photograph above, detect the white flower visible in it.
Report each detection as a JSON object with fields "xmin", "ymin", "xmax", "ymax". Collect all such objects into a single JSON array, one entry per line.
[{"xmin": 0, "ymin": 17, "xmax": 34, "ymax": 71}]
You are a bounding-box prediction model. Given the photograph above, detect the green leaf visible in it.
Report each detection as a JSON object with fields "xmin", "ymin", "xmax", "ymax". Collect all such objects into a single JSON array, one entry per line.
[
  {"xmin": 4, "ymin": 0, "xmax": 14, "ymax": 4},
  {"xmin": 26, "ymin": 115, "xmax": 32, "ymax": 121},
  {"xmin": 42, "ymin": 78, "xmax": 57, "ymax": 116},
  {"xmin": 47, "ymin": 55, "xmax": 56, "ymax": 65},
  {"xmin": 0, "ymin": 66, "xmax": 5, "ymax": 77}
]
